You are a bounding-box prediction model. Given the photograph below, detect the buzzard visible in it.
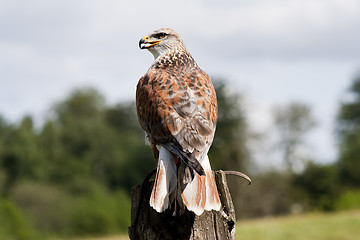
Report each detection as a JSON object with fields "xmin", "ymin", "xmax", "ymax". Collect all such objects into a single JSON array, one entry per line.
[{"xmin": 136, "ymin": 28, "xmax": 221, "ymax": 215}]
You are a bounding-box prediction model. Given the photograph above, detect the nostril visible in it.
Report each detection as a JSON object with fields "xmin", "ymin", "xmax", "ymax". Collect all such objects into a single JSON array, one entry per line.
[{"xmin": 139, "ymin": 38, "xmax": 146, "ymax": 49}]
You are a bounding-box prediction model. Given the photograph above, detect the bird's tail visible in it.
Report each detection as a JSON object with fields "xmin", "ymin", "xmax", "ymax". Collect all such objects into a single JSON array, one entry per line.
[
  {"xmin": 179, "ymin": 155, "xmax": 221, "ymax": 215},
  {"xmin": 150, "ymin": 147, "xmax": 221, "ymax": 216}
]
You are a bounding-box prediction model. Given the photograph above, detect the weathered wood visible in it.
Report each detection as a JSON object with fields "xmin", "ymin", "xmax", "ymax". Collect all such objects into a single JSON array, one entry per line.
[{"xmin": 129, "ymin": 170, "xmax": 236, "ymax": 240}]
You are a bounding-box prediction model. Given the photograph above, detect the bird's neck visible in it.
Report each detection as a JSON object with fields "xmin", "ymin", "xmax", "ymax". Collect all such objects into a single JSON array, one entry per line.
[{"xmin": 152, "ymin": 46, "xmax": 196, "ymax": 70}]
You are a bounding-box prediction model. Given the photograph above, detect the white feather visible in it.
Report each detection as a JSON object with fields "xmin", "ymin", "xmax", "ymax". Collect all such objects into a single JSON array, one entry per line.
[
  {"xmin": 149, "ymin": 147, "xmax": 177, "ymax": 212},
  {"xmin": 203, "ymin": 155, "xmax": 221, "ymax": 212},
  {"xmin": 181, "ymin": 155, "xmax": 221, "ymax": 215}
]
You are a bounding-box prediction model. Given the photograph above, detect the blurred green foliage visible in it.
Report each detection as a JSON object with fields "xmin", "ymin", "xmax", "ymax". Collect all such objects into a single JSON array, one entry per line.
[
  {"xmin": 0, "ymin": 75, "xmax": 360, "ymax": 239},
  {"xmin": 0, "ymin": 197, "xmax": 37, "ymax": 240},
  {"xmin": 292, "ymin": 75, "xmax": 360, "ymax": 212},
  {"xmin": 293, "ymin": 162, "xmax": 341, "ymax": 211},
  {"xmin": 273, "ymin": 102, "xmax": 316, "ymax": 173},
  {"xmin": 335, "ymin": 190, "xmax": 360, "ymax": 211},
  {"xmin": 210, "ymin": 80, "xmax": 248, "ymax": 171},
  {"xmin": 0, "ymin": 88, "xmax": 149, "ymax": 239},
  {"xmin": 337, "ymin": 76, "xmax": 360, "ymax": 187}
]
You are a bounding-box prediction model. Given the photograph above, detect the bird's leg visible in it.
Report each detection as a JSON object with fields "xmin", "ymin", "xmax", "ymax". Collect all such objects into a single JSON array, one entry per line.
[{"xmin": 151, "ymin": 142, "xmax": 159, "ymax": 165}]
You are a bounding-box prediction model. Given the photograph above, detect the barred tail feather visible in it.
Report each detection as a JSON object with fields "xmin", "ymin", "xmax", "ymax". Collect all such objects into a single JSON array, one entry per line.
[
  {"xmin": 150, "ymin": 147, "xmax": 177, "ymax": 212},
  {"xmin": 181, "ymin": 155, "xmax": 221, "ymax": 215},
  {"xmin": 180, "ymin": 169, "xmax": 206, "ymax": 215},
  {"xmin": 203, "ymin": 155, "xmax": 221, "ymax": 212}
]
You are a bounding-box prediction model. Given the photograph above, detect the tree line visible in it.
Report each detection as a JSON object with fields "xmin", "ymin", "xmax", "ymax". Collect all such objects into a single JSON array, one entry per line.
[{"xmin": 0, "ymin": 77, "xmax": 359, "ymax": 239}]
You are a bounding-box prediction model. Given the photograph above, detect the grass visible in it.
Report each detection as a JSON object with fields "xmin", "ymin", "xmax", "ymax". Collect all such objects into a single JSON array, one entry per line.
[
  {"xmin": 63, "ymin": 210, "xmax": 360, "ymax": 240},
  {"xmin": 236, "ymin": 210, "xmax": 360, "ymax": 240},
  {"xmin": 70, "ymin": 236, "xmax": 128, "ymax": 240}
]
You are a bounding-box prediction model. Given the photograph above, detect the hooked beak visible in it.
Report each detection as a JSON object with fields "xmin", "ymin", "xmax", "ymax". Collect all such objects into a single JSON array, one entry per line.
[{"xmin": 139, "ymin": 35, "xmax": 162, "ymax": 49}]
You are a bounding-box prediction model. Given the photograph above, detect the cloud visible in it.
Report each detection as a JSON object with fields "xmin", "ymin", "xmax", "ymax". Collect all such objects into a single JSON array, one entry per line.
[
  {"xmin": 0, "ymin": 0, "xmax": 359, "ymax": 162},
  {"xmin": 186, "ymin": 0, "xmax": 360, "ymax": 60}
]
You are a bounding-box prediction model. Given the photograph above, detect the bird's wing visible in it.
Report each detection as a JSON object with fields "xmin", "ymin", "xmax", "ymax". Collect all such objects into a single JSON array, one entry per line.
[{"xmin": 136, "ymin": 67, "xmax": 217, "ymax": 175}]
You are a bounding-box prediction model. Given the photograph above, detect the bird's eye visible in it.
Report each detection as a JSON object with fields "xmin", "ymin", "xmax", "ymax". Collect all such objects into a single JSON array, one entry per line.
[{"xmin": 155, "ymin": 32, "xmax": 167, "ymax": 39}]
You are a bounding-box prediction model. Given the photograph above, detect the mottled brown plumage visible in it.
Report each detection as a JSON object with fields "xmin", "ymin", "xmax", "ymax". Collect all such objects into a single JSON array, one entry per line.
[{"xmin": 136, "ymin": 28, "xmax": 220, "ymax": 215}]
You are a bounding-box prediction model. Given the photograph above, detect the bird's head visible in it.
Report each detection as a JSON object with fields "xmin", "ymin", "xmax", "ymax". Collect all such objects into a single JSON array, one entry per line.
[{"xmin": 139, "ymin": 28, "xmax": 185, "ymax": 59}]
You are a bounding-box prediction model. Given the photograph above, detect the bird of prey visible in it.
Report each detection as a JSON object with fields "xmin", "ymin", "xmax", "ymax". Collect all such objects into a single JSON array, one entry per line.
[{"xmin": 136, "ymin": 28, "xmax": 221, "ymax": 215}]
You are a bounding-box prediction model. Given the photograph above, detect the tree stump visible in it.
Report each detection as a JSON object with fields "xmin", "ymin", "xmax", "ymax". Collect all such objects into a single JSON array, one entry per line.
[{"xmin": 129, "ymin": 170, "xmax": 236, "ymax": 240}]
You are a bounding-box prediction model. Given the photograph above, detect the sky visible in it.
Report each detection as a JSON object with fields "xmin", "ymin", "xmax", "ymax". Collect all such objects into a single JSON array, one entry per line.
[{"xmin": 1, "ymin": 0, "xmax": 360, "ymax": 166}]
